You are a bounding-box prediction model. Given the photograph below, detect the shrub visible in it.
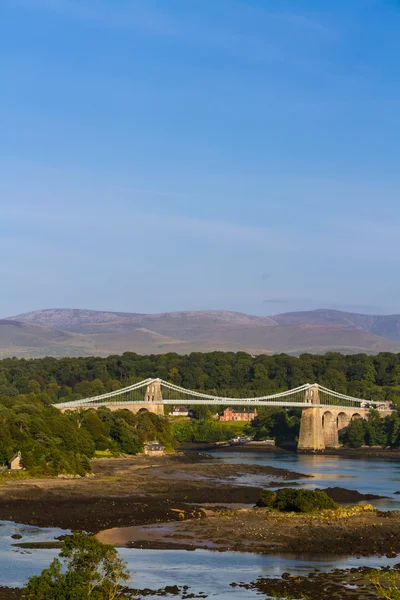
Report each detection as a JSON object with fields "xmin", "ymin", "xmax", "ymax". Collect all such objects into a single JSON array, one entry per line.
[
  {"xmin": 255, "ymin": 490, "xmax": 276, "ymax": 508},
  {"xmin": 256, "ymin": 488, "xmax": 338, "ymax": 513}
]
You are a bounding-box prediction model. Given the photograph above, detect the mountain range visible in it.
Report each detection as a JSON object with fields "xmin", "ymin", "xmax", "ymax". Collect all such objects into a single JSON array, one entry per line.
[{"xmin": 1, "ymin": 307, "xmax": 400, "ymax": 359}]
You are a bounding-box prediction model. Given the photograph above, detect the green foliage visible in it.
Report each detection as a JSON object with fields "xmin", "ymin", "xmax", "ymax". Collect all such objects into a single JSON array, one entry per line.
[
  {"xmin": 248, "ymin": 407, "xmax": 301, "ymax": 444},
  {"xmin": 0, "ymin": 401, "xmax": 176, "ymax": 476},
  {"xmin": 171, "ymin": 418, "xmax": 245, "ymax": 443},
  {"xmin": 342, "ymin": 409, "xmax": 400, "ymax": 448},
  {"xmin": 1, "ymin": 351, "xmax": 400, "ymax": 406},
  {"xmin": 344, "ymin": 419, "xmax": 366, "ymax": 448},
  {"xmin": 22, "ymin": 532, "xmax": 131, "ymax": 599},
  {"xmin": 256, "ymin": 488, "xmax": 338, "ymax": 513},
  {"xmin": 369, "ymin": 569, "xmax": 400, "ymax": 600},
  {"xmin": 255, "ymin": 490, "xmax": 276, "ymax": 508}
]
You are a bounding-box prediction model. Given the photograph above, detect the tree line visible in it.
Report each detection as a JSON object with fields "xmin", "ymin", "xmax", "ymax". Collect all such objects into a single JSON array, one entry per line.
[{"xmin": 2, "ymin": 351, "xmax": 400, "ymax": 403}]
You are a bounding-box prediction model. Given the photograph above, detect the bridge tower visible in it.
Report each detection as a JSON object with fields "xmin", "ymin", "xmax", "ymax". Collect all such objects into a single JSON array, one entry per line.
[
  {"xmin": 298, "ymin": 385, "xmax": 343, "ymax": 451},
  {"xmin": 144, "ymin": 379, "xmax": 163, "ymax": 403},
  {"xmin": 297, "ymin": 385, "xmax": 325, "ymax": 451}
]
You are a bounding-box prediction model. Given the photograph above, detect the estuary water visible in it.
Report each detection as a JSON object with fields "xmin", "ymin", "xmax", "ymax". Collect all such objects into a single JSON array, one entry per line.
[
  {"xmin": 2, "ymin": 451, "xmax": 400, "ymax": 598},
  {"xmin": 2, "ymin": 520, "xmax": 400, "ymax": 599},
  {"xmin": 208, "ymin": 450, "xmax": 400, "ymax": 510}
]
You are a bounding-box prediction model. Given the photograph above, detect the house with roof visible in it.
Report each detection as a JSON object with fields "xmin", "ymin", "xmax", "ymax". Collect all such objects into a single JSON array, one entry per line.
[
  {"xmin": 219, "ymin": 408, "xmax": 258, "ymax": 422},
  {"xmin": 170, "ymin": 406, "xmax": 191, "ymax": 417},
  {"xmin": 8, "ymin": 451, "xmax": 22, "ymax": 470},
  {"xmin": 143, "ymin": 441, "xmax": 165, "ymax": 456}
]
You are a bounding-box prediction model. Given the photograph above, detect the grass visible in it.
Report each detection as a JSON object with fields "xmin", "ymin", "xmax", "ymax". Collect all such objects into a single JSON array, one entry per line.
[
  {"xmin": 0, "ymin": 470, "xmax": 32, "ymax": 481},
  {"xmin": 94, "ymin": 450, "xmax": 116, "ymax": 458},
  {"xmin": 219, "ymin": 421, "xmax": 250, "ymax": 433}
]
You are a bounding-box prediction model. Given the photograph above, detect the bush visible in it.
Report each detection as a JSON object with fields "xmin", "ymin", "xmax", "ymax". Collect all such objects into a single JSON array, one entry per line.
[
  {"xmin": 255, "ymin": 490, "xmax": 276, "ymax": 508},
  {"xmin": 256, "ymin": 488, "xmax": 338, "ymax": 513}
]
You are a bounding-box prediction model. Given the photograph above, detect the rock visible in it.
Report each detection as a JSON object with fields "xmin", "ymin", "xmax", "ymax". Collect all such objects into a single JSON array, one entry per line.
[{"xmin": 321, "ymin": 487, "xmax": 387, "ymax": 502}]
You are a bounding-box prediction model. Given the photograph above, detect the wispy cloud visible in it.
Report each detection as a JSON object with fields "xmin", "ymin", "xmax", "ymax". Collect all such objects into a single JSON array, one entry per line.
[{"xmin": 3, "ymin": 191, "xmax": 400, "ymax": 264}]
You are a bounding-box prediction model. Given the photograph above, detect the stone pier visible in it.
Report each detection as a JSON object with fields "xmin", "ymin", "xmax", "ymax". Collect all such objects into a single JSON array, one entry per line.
[{"xmin": 298, "ymin": 385, "xmax": 375, "ymax": 451}]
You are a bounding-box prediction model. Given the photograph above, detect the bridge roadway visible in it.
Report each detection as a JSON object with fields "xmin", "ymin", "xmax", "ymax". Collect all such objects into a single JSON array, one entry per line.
[{"xmin": 56, "ymin": 378, "xmax": 393, "ymax": 451}]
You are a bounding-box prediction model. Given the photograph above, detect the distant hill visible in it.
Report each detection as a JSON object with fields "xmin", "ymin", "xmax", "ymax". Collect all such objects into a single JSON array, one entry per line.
[
  {"xmin": 0, "ymin": 319, "xmax": 93, "ymax": 358},
  {"xmin": 273, "ymin": 309, "xmax": 400, "ymax": 341},
  {"xmin": 2, "ymin": 307, "xmax": 400, "ymax": 358}
]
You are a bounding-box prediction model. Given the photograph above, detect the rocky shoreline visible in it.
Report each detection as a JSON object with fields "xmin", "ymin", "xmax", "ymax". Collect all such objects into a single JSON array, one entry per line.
[
  {"xmin": 97, "ymin": 504, "xmax": 400, "ymax": 556},
  {"xmin": 232, "ymin": 566, "xmax": 400, "ymax": 600},
  {"xmin": 2, "ymin": 452, "xmax": 400, "ymax": 599},
  {"xmin": 0, "ymin": 454, "xmax": 308, "ymax": 531}
]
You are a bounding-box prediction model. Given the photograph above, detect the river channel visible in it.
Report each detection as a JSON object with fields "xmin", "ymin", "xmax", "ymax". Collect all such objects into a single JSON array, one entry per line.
[
  {"xmin": 2, "ymin": 451, "xmax": 400, "ymax": 598},
  {"xmin": 208, "ymin": 450, "xmax": 400, "ymax": 510}
]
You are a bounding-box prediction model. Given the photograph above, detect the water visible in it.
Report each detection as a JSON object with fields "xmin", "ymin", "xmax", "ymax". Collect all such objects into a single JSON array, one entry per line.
[
  {"xmin": 3, "ymin": 451, "xmax": 400, "ymax": 598},
  {"xmin": 208, "ymin": 450, "xmax": 400, "ymax": 510},
  {"xmin": 2, "ymin": 520, "xmax": 400, "ymax": 599}
]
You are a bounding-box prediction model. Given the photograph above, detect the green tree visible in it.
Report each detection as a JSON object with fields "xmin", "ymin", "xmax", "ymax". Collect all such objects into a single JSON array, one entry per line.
[
  {"xmin": 23, "ymin": 533, "xmax": 131, "ymax": 600},
  {"xmin": 344, "ymin": 419, "xmax": 366, "ymax": 448}
]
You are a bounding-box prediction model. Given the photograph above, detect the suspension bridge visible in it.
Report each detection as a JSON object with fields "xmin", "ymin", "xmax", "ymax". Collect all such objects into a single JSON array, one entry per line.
[{"xmin": 56, "ymin": 378, "xmax": 393, "ymax": 451}]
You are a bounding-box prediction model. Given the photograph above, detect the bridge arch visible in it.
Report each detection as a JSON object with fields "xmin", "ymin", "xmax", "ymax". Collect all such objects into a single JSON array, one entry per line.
[
  {"xmin": 322, "ymin": 410, "xmax": 339, "ymax": 448},
  {"xmin": 351, "ymin": 413, "xmax": 362, "ymax": 421},
  {"xmin": 337, "ymin": 412, "xmax": 350, "ymax": 433}
]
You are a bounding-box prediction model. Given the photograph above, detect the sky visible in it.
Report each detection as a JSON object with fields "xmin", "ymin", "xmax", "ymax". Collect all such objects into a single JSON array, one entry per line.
[{"xmin": 1, "ymin": 0, "xmax": 400, "ymax": 318}]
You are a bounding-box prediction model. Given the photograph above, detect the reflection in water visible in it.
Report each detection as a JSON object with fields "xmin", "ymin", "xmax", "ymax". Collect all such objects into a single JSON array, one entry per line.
[{"xmin": 209, "ymin": 451, "xmax": 400, "ymax": 510}]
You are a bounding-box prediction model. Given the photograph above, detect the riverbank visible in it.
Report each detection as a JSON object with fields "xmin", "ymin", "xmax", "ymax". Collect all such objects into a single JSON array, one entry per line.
[
  {"xmin": 0, "ymin": 453, "xmax": 306, "ymax": 532},
  {"xmin": 0, "ymin": 589, "xmax": 20, "ymax": 600},
  {"xmin": 97, "ymin": 505, "xmax": 400, "ymax": 556},
  {"xmin": 2, "ymin": 453, "xmax": 400, "ymax": 556},
  {"xmin": 3, "ymin": 452, "xmax": 400, "ymax": 599},
  {"xmin": 234, "ymin": 566, "xmax": 400, "ymax": 600}
]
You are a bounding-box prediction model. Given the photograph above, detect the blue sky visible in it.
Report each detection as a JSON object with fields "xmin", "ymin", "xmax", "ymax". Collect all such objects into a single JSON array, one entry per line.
[{"xmin": 1, "ymin": 0, "xmax": 400, "ymax": 317}]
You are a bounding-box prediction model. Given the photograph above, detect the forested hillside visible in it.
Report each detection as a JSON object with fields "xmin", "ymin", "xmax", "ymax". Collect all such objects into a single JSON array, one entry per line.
[
  {"xmin": 2, "ymin": 350, "xmax": 400, "ymax": 472},
  {"xmin": 1, "ymin": 351, "xmax": 400, "ymax": 403}
]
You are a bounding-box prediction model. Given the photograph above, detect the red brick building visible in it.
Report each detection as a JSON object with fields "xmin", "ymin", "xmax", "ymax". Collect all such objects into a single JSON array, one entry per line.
[{"xmin": 219, "ymin": 408, "xmax": 257, "ymax": 422}]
